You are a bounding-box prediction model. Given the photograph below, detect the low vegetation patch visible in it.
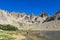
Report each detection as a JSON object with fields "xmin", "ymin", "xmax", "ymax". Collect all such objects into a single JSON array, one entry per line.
[
  {"xmin": 0, "ymin": 24, "xmax": 18, "ymax": 31},
  {"xmin": 0, "ymin": 31, "xmax": 16, "ymax": 40}
]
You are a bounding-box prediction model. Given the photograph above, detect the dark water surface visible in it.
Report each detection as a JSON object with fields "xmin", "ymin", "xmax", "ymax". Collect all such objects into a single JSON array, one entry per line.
[{"xmin": 25, "ymin": 31, "xmax": 60, "ymax": 40}]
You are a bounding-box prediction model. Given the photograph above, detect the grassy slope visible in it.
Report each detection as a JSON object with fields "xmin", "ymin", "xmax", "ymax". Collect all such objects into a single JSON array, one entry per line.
[{"xmin": 0, "ymin": 24, "xmax": 25, "ymax": 40}]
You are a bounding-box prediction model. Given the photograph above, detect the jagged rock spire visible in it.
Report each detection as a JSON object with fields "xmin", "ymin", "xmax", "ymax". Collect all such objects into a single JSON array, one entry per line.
[
  {"xmin": 25, "ymin": 16, "xmax": 29, "ymax": 20},
  {"xmin": 10, "ymin": 12, "xmax": 21, "ymax": 17},
  {"xmin": 39, "ymin": 12, "xmax": 48, "ymax": 17},
  {"xmin": 30, "ymin": 13, "xmax": 35, "ymax": 19},
  {"xmin": 21, "ymin": 13, "xmax": 26, "ymax": 17}
]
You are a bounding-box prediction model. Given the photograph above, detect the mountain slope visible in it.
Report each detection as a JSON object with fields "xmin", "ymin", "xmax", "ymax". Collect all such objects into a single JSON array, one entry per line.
[{"xmin": 0, "ymin": 10, "xmax": 60, "ymax": 30}]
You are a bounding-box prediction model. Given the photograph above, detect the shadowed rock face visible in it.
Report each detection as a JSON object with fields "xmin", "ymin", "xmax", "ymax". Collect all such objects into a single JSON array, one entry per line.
[
  {"xmin": 43, "ymin": 16, "xmax": 55, "ymax": 23},
  {"xmin": 58, "ymin": 17, "xmax": 60, "ymax": 20},
  {"xmin": 25, "ymin": 16, "xmax": 29, "ymax": 20},
  {"xmin": 42, "ymin": 10, "xmax": 60, "ymax": 23}
]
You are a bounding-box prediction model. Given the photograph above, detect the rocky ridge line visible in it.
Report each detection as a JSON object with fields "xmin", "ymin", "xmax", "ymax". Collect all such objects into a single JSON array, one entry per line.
[{"xmin": 0, "ymin": 10, "xmax": 60, "ymax": 30}]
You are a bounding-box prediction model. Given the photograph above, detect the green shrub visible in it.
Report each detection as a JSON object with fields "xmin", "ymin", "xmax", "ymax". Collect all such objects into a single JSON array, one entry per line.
[{"xmin": 0, "ymin": 24, "xmax": 18, "ymax": 31}]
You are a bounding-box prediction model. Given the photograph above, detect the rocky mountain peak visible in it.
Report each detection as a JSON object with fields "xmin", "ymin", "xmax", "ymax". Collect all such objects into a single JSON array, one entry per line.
[
  {"xmin": 54, "ymin": 10, "xmax": 60, "ymax": 20},
  {"xmin": 0, "ymin": 10, "xmax": 60, "ymax": 30},
  {"xmin": 39, "ymin": 12, "xmax": 48, "ymax": 17},
  {"xmin": 10, "ymin": 12, "xmax": 20, "ymax": 17},
  {"xmin": 30, "ymin": 13, "xmax": 35, "ymax": 19},
  {"xmin": 0, "ymin": 10, "xmax": 8, "ymax": 15},
  {"xmin": 21, "ymin": 13, "xmax": 26, "ymax": 17}
]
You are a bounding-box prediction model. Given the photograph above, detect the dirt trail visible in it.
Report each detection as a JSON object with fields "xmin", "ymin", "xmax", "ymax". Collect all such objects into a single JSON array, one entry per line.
[{"xmin": 13, "ymin": 33, "xmax": 26, "ymax": 40}]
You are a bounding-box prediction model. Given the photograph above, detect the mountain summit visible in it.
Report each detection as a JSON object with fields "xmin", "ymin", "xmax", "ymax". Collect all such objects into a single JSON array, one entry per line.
[{"xmin": 0, "ymin": 10, "xmax": 60, "ymax": 30}]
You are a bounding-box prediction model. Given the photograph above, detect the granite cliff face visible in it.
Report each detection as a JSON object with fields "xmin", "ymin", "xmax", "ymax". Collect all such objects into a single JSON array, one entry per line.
[{"xmin": 0, "ymin": 10, "xmax": 60, "ymax": 30}]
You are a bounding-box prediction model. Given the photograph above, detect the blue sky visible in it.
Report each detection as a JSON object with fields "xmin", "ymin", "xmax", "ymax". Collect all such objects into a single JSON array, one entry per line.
[{"xmin": 0, "ymin": 0, "xmax": 60, "ymax": 16}]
